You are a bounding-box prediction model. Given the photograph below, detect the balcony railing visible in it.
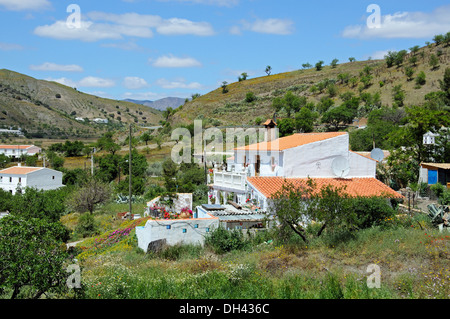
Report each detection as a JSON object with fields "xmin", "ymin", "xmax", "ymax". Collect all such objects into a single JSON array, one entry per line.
[{"xmin": 212, "ymin": 169, "xmax": 247, "ymax": 192}]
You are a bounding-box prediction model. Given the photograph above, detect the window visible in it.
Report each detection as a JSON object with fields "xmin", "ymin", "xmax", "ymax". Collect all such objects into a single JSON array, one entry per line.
[
  {"xmin": 18, "ymin": 177, "xmax": 21, "ymax": 183},
  {"xmin": 52, "ymin": 176, "xmax": 55, "ymax": 180},
  {"xmin": 182, "ymin": 228, "xmax": 187, "ymax": 233},
  {"xmin": 206, "ymin": 228, "xmax": 210, "ymax": 233},
  {"xmin": 166, "ymin": 225, "xmax": 171, "ymax": 230},
  {"xmin": 194, "ymin": 224, "xmax": 199, "ymax": 229},
  {"xmin": 9, "ymin": 177, "xmax": 12, "ymax": 183}
]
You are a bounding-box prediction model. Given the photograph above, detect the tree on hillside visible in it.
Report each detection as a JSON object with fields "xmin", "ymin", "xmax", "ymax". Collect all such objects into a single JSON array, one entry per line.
[
  {"xmin": 429, "ymin": 54, "xmax": 440, "ymax": 70},
  {"xmin": 272, "ymin": 91, "xmax": 303, "ymax": 118},
  {"xmin": 330, "ymin": 59, "xmax": 339, "ymax": 68},
  {"xmin": 221, "ymin": 81, "xmax": 229, "ymax": 94},
  {"xmin": 140, "ymin": 131, "xmax": 153, "ymax": 145},
  {"xmin": 97, "ymin": 132, "xmax": 120, "ymax": 155},
  {"xmin": 392, "ymin": 85, "xmax": 405, "ymax": 108},
  {"xmin": 405, "ymin": 67, "xmax": 415, "ymax": 81},
  {"xmin": 238, "ymin": 72, "xmax": 248, "ymax": 82},
  {"xmin": 295, "ymin": 107, "xmax": 318, "ymax": 133},
  {"xmin": 67, "ymin": 177, "xmax": 111, "ymax": 214},
  {"xmin": 265, "ymin": 66, "xmax": 272, "ymax": 76},
  {"xmin": 321, "ymin": 105, "xmax": 354, "ymax": 131},
  {"xmin": 302, "ymin": 63, "xmax": 312, "ymax": 69},
  {"xmin": 315, "ymin": 61, "xmax": 324, "ymax": 71},
  {"xmin": 409, "ymin": 45, "xmax": 420, "ymax": 55},
  {"xmin": 439, "ymin": 67, "xmax": 450, "ymax": 104}
]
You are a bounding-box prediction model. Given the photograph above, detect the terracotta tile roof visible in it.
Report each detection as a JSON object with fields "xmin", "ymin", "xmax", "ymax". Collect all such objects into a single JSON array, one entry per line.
[
  {"xmin": 247, "ymin": 177, "xmax": 403, "ymax": 199},
  {"xmin": 0, "ymin": 166, "xmax": 43, "ymax": 175},
  {"xmin": 0, "ymin": 145, "xmax": 34, "ymax": 150},
  {"xmin": 235, "ymin": 132, "xmax": 347, "ymax": 151}
]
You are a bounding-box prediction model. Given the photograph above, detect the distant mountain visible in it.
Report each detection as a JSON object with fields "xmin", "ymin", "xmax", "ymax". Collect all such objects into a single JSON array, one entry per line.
[
  {"xmin": 0, "ymin": 69, "xmax": 163, "ymax": 138},
  {"xmin": 124, "ymin": 97, "xmax": 186, "ymax": 111}
]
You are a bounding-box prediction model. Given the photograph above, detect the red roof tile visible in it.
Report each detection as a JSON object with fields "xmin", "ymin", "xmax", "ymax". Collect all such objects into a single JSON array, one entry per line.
[
  {"xmin": 247, "ymin": 177, "xmax": 403, "ymax": 199},
  {"xmin": 0, "ymin": 166, "xmax": 43, "ymax": 175},
  {"xmin": 235, "ymin": 132, "xmax": 347, "ymax": 151}
]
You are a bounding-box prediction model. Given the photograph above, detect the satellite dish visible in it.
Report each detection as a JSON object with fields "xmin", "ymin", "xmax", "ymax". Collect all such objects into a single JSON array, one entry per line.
[
  {"xmin": 370, "ymin": 148, "xmax": 385, "ymax": 162},
  {"xmin": 332, "ymin": 156, "xmax": 350, "ymax": 178}
]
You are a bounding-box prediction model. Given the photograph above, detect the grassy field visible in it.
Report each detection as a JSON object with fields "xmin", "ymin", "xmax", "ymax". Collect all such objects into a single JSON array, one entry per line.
[{"xmin": 62, "ymin": 204, "xmax": 450, "ymax": 300}]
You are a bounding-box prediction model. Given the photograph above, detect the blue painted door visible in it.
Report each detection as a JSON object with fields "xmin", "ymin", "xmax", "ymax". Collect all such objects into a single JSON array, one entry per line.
[{"xmin": 428, "ymin": 170, "xmax": 438, "ymax": 185}]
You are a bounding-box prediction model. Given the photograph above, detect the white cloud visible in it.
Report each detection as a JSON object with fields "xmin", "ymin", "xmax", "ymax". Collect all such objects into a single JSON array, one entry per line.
[
  {"xmin": 342, "ymin": 5, "xmax": 450, "ymax": 39},
  {"xmin": 123, "ymin": 77, "xmax": 149, "ymax": 90},
  {"xmin": 35, "ymin": 12, "xmax": 215, "ymax": 42},
  {"xmin": 87, "ymin": 12, "xmax": 163, "ymax": 28},
  {"xmin": 156, "ymin": 78, "xmax": 204, "ymax": 90},
  {"xmin": 0, "ymin": 0, "xmax": 50, "ymax": 11},
  {"xmin": 151, "ymin": 55, "xmax": 202, "ymax": 68},
  {"xmin": 365, "ymin": 50, "xmax": 393, "ymax": 61},
  {"xmin": 47, "ymin": 76, "xmax": 115, "ymax": 88},
  {"xmin": 232, "ymin": 18, "xmax": 295, "ymax": 35},
  {"xmin": 156, "ymin": 18, "xmax": 215, "ymax": 36},
  {"xmin": 47, "ymin": 77, "xmax": 78, "ymax": 88},
  {"xmin": 30, "ymin": 62, "xmax": 84, "ymax": 72},
  {"xmin": 78, "ymin": 77, "xmax": 115, "ymax": 88},
  {"xmin": 34, "ymin": 20, "xmax": 153, "ymax": 42}
]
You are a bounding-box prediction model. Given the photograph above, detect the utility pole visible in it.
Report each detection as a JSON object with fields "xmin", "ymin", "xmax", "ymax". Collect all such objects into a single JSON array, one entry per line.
[{"xmin": 129, "ymin": 124, "xmax": 132, "ymax": 220}]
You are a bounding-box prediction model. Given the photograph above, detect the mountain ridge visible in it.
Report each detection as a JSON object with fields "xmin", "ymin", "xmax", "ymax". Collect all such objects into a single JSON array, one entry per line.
[{"xmin": 123, "ymin": 97, "xmax": 186, "ymax": 111}]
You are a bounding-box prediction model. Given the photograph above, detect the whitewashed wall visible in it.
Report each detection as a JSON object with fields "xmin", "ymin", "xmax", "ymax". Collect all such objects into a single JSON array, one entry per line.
[
  {"xmin": 136, "ymin": 212, "xmax": 219, "ymax": 252},
  {"xmin": 348, "ymin": 152, "xmax": 377, "ymax": 178},
  {"xmin": 26, "ymin": 169, "xmax": 64, "ymax": 191},
  {"xmin": 283, "ymin": 134, "xmax": 348, "ymax": 178}
]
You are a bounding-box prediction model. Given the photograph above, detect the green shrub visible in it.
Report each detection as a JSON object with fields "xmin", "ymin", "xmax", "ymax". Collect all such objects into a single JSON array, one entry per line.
[
  {"xmin": 205, "ymin": 227, "xmax": 249, "ymax": 254},
  {"xmin": 75, "ymin": 213, "xmax": 99, "ymax": 238},
  {"xmin": 245, "ymin": 92, "xmax": 257, "ymax": 103},
  {"xmin": 430, "ymin": 183, "xmax": 445, "ymax": 199},
  {"xmin": 350, "ymin": 196, "xmax": 396, "ymax": 229},
  {"xmin": 439, "ymin": 189, "xmax": 450, "ymax": 205}
]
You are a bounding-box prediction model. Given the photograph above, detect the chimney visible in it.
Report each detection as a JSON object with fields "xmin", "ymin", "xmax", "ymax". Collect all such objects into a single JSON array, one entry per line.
[{"xmin": 263, "ymin": 119, "xmax": 278, "ymax": 142}]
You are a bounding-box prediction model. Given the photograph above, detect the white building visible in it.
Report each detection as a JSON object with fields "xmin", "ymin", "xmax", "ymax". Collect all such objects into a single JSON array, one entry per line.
[
  {"xmin": 136, "ymin": 208, "xmax": 219, "ymax": 252},
  {"xmin": 0, "ymin": 165, "xmax": 64, "ymax": 194},
  {"xmin": 210, "ymin": 120, "xmax": 401, "ymax": 210},
  {"xmin": 0, "ymin": 145, "xmax": 41, "ymax": 158}
]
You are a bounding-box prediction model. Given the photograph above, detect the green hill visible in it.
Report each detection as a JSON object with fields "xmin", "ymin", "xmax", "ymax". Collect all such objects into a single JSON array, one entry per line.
[
  {"xmin": 0, "ymin": 69, "xmax": 163, "ymax": 138},
  {"xmin": 172, "ymin": 41, "xmax": 449, "ymax": 127}
]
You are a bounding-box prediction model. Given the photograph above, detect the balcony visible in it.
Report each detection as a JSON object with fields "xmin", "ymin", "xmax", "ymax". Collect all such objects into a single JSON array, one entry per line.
[{"xmin": 212, "ymin": 169, "xmax": 247, "ymax": 192}]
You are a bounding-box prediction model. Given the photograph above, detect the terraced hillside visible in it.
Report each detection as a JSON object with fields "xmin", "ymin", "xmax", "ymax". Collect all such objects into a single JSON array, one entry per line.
[{"xmin": 0, "ymin": 69, "xmax": 163, "ymax": 138}]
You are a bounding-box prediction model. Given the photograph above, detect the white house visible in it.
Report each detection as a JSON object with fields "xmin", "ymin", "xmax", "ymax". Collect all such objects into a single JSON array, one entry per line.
[
  {"xmin": 0, "ymin": 165, "xmax": 64, "ymax": 194},
  {"xmin": 210, "ymin": 120, "xmax": 401, "ymax": 210},
  {"xmin": 0, "ymin": 145, "xmax": 41, "ymax": 158}
]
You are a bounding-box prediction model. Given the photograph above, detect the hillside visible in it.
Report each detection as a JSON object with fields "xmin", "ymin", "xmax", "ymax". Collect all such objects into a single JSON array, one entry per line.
[
  {"xmin": 0, "ymin": 69, "xmax": 163, "ymax": 138},
  {"xmin": 124, "ymin": 97, "xmax": 186, "ymax": 111},
  {"xmin": 172, "ymin": 41, "xmax": 450, "ymax": 126}
]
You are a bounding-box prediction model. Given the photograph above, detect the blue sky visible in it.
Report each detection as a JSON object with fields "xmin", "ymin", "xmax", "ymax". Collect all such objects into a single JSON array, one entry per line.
[{"xmin": 1, "ymin": 0, "xmax": 449, "ymax": 101}]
